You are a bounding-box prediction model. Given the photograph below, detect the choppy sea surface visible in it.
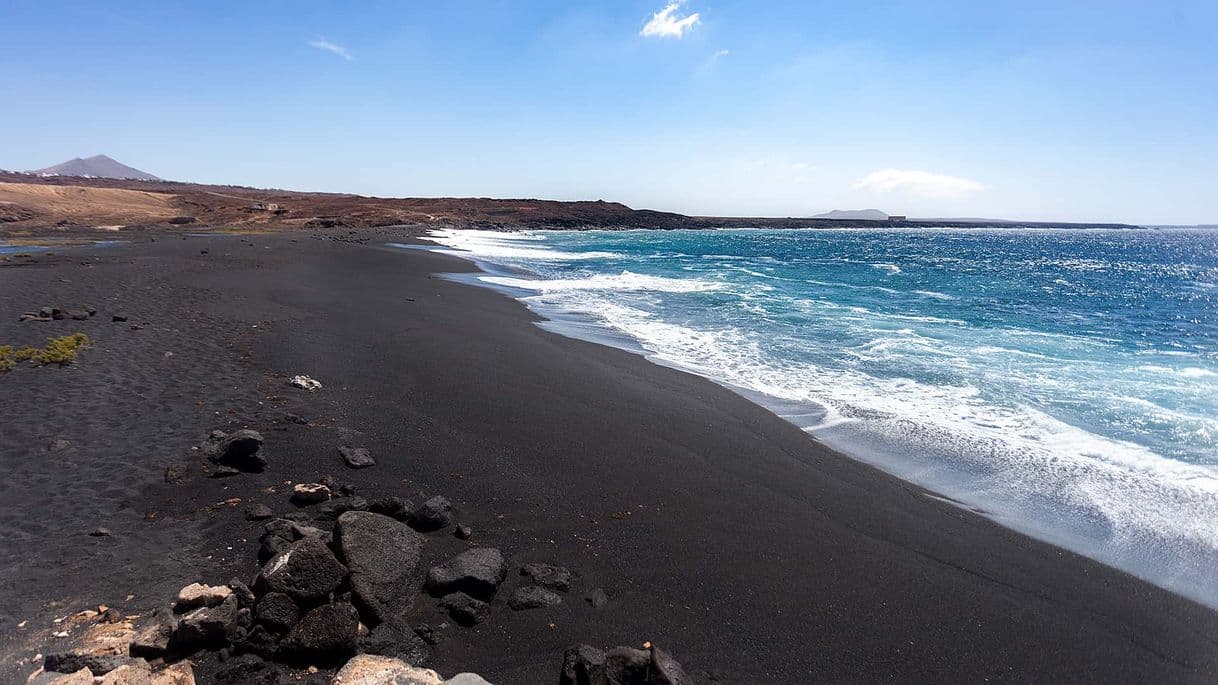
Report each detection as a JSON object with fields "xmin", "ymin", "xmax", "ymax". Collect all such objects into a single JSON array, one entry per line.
[{"xmin": 416, "ymin": 227, "xmax": 1218, "ymax": 606}]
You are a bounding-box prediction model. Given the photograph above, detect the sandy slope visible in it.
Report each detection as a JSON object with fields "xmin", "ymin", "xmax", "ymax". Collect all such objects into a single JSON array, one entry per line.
[{"xmin": 0, "ymin": 182, "xmax": 179, "ymax": 225}]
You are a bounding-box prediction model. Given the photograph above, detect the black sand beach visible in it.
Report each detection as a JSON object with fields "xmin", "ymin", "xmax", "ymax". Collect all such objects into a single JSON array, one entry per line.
[{"xmin": 2, "ymin": 230, "xmax": 1217, "ymax": 683}]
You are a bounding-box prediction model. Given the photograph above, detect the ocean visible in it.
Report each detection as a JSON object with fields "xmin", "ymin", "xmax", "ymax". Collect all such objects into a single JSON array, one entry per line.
[{"xmin": 417, "ymin": 227, "xmax": 1218, "ymax": 606}]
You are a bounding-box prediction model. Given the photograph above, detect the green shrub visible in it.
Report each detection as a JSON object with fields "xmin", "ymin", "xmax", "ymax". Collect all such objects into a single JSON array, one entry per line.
[{"xmin": 0, "ymin": 333, "xmax": 91, "ymax": 371}]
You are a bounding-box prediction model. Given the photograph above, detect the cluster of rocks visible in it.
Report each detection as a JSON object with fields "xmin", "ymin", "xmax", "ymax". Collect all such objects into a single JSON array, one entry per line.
[
  {"xmin": 560, "ymin": 644, "xmax": 691, "ymax": 685},
  {"xmin": 18, "ymin": 305, "xmax": 128, "ymax": 323},
  {"xmin": 136, "ymin": 428, "xmax": 691, "ymax": 682}
]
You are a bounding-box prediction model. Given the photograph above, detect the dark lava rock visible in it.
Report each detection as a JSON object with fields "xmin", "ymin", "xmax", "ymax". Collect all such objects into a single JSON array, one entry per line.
[
  {"xmin": 43, "ymin": 652, "xmax": 128, "ymax": 675},
  {"xmin": 39, "ymin": 306, "xmax": 53, "ymax": 318},
  {"xmin": 203, "ymin": 429, "xmax": 267, "ymax": 472},
  {"xmin": 586, "ymin": 588, "xmax": 609, "ymax": 609},
  {"xmin": 245, "ymin": 503, "xmax": 273, "ymax": 521},
  {"xmin": 369, "ymin": 496, "xmax": 411, "ymax": 520},
  {"xmin": 508, "ymin": 585, "xmax": 563, "ymax": 611},
  {"xmin": 410, "ymin": 495, "xmax": 453, "ymax": 532},
  {"xmin": 560, "ymin": 644, "xmax": 606, "ymax": 685},
  {"xmin": 521, "ymin": 562, "xmax": 572, "ymax": 592},
  {"xmin": 129, "ymin": 610, "xmax": 177, "ymax": 659},
  {"xmin": 51, "ymin": 308, "xmax": 67, "ymax": 320},
  {"xmin": 164, "ymin": 463, "xmax": 190, "ymax": 484},
  {"xmin": 173, "ymin": 595, "xmax": 239, "ymax": 650},
  {"xmin": 112, "ymin": 314, "xmax": 128, "ymax": 322},
  {"xmin": 439, "ymin": 592, "xmax": 489, "ymax": 627},
  {"xmin": 426, "ymin": 548, "xmax": 506, "ymax": 600},
  {"xmin": 213, "ymin": 654, "xmax": 282, "ymax": 683},
  {"xmin": 69, "ymin": 310, "xmax": 90, "ymax": 320},
  {"xmin": 256, "ymin": 537, "xmax": 348, "ymax": 603},
  {"xmin": 335, "ymin": 511, "xmax": 425, "ymax": 624},
  {"xmin": 229, "ymin": 578, "xmax": 257, "ymax": 607},
  {"xmin": 89, "ymin": 527, "xmax": 112, "ymax": 537},
  {"xmin": 233, "ymin": 624, "xmax": 280, "ymax": 660},
  {"xmin": 360, "ymin": 619, "xmax": 430, "ymax": 664},
  {"xmin": 413, "ymin": 623, "xmax": 442, "ymax": 645},
  {"xmin": 651, "ymin": 645, "xmax": 694, "ymax": 685},
  {"xmin": 283, "ymin": 412, "xmax": 309, "ymax": 425},
  {"xmin": 256, "ymin": 592, "xmax": 300, "ymax": 632},
  {"xmin": 454, "ymin": 524, "xmax": 473, "ymax": 540},
  {"xmin": 604, "ymin": 647, "xmax": 653, "ymax": 684},
  {"xmin": 338, "ymin": 445, "xmax": 376, "ymax": 469},
  {"xmin": 280, "ymin": 602, "xmax": 360, "ymax": 662},
  {"xmin": 338, "ymin": 484, "xmax": 358, "ymax": 496}
]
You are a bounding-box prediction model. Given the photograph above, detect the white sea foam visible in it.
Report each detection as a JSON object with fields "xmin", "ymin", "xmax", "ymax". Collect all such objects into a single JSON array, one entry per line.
[
  {"xmin": 481, "ymin": 271, "xmax": 726, "ymax": 294},
  {"xmin": 423, "ymin": 228, "xmax": 621, "ymax": 261}
]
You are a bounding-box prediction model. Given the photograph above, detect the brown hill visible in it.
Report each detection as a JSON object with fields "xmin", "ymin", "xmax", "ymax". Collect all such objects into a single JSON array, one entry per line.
[{"xmin": 0, "ymin": 171, "xmax": 1139, "ymax": 233}]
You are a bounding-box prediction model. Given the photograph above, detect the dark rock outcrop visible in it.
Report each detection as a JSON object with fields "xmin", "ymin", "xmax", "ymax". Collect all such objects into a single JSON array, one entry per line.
[
  {"xmin": 256, "ymin": 537, "xmax": 348, "ymax": 603},
  {"xmin": 202, "ymin": 429, "xmax": 267, "ymax": 472},
  {"xmin": 559, "ymin": 643, "xmax": 692, "ymax": 685},
  {"xmin": 280, "ymin": 602, "xmax": 360, "ymax": 663},
  {"xmin": 425, "ymin": 548, "xmax": 506, "ymax": 601},
  {"xmin": 335, "ymin": 511, "xmax": 425, "ymax": 624},
  {"xmin": 256, "ymin": 592, "xmax": 300, "ymax": 632},
  {"xmin": 360, "ymin": 620, "xmax": 431, "ymax": 664}
]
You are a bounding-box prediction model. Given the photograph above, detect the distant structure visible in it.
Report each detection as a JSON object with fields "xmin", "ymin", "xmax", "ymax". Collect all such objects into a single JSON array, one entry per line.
[
  {"xmin": 250, "ymin": 201, "xmax": 282, "ymax": 211},
  {"xmin": 887, "ymin": 215, "xmax": 907, "ymax": 221}
]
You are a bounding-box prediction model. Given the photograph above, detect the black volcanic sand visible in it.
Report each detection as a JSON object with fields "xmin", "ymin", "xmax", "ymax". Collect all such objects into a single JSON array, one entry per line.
[{"xmin": 1, "ymin": 230, "xmax": 1217, "ymax": 683}]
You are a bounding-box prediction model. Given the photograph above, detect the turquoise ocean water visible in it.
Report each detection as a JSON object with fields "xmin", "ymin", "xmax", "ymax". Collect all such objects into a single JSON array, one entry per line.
[{"xmin": 418, "ymin": 227, "xmax": 1218, "ymax": 605}]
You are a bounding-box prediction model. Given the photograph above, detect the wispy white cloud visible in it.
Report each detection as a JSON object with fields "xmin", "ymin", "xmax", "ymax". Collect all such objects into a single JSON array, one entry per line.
[
  {"xmin": 853, "ymin": 168, "xmax": 985, "ymax": 199},
  {"xmin": 641, "ymin": 2, "xmax": 700, "ymax": 39},
  {"xmin": 309, "ymin": 37, "xmax": 352, "ymax": 61},
  {"xmin": 711, "ymin": 48, "xmax": 729, "ymax": 61}
]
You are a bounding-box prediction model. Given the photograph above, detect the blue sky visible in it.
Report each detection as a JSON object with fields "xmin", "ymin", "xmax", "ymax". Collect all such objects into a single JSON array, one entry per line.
[{"xmin": 2, "ymin": 1, "xmax": 1215, "ymax": 223}]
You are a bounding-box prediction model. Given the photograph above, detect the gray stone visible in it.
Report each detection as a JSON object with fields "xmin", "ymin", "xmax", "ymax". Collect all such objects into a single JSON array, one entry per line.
[
  {"xmin": 650, "ymin": 645, "xmax": 694, "ymax": 685},
  {"xmin": 603, "ymin": 647, "xmax": 651, "ymax": 684},
  {"xmin": 586, "ymin": 588, "xmax": 609, "ymax": 609},
  {"xmin": 173, "ymin": 594, "xmax": 239, "ymax": 649},
  {"xmin": 521, "ymin": 562, "xmax": 572, "ymax": 592},
  {"xmin": 410, "ymin": 495, "xmax": 453, "ymax": 532},
  {"xmin": 508, "ymin": 585, "xmax": 563, "ymax": 611},
  {"xmin": 129, "ymin": 610, "xmax": 177, "ymax": 659},
  {"xmin": 335, "ymin": 511, "xmax": 425, "ymax": 624},
  {"xmin": 439, "ymin": 592, "xmax": 489, "ymax": 627},
  {"xmin": 425, "ymin": 548, "xmax": 506, "ymax": 601},
  {"xmin": 559, "ymin": 644, "xmax": 605, "ymax": 685},
  {"xmin": 338, "ymin": 445, "xmax": 376, "ymax": 469}
]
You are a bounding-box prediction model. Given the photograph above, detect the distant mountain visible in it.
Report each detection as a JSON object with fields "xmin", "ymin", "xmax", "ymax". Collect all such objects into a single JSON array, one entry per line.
[
  {"xmin": 28, "ymin": 155, "xmax": 161, "ymax": 181},
  {"xmin": 812, "ymin": 209, "xmax": 889, "ymax": 220}
]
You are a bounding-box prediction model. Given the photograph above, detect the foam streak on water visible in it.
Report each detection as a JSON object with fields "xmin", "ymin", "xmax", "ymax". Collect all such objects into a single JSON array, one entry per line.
[{"xmin": 417, "ymin": 227, "xmax": 1218, "ymax": 606}]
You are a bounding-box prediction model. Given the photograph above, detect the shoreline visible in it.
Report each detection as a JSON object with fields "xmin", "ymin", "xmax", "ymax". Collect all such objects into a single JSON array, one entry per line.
[
  {"xmin": 411, "ymin": 229, "xmax": 1218, "ymax": 610},
  {"xmin": 3, "ymin": 229, "xmax": 1217, "ymax": 682}
]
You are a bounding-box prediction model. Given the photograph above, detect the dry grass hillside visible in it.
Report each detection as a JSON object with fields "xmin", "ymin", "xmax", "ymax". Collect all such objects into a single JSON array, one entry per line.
[{"xmin": 0, "ymin": 171, "xmax": 1139, "ymax": 234}]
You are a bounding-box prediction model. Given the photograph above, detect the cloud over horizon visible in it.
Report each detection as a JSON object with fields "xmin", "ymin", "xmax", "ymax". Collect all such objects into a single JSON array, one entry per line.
[
  {"xmin": 853, "ymin": 169, "xmax": 985, "ymax": 199},
  {"xmin": 309, "ymin": 37, "xmax": 352, "ymax": 61},
  {"xmin": 641, "ymin": 2, "xmax": 701, "ymax": 39}
]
